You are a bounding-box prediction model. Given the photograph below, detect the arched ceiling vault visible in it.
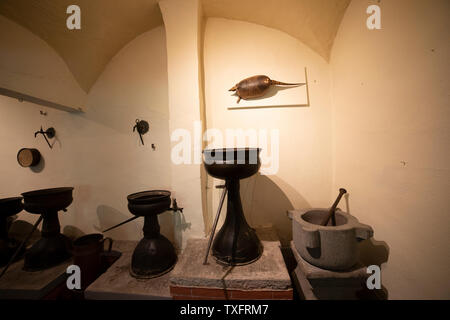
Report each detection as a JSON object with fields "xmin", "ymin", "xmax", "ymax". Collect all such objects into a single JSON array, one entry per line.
[
  {"xmin": 202, "ymin": 0, "xmax": 351, "ymax": 61},
  {"xmin": 0, "ymin": 0, "xmax": 163, "ymax": 93},
  {"xmin": 0, "ymin": 0, "xmax": 350, "ymax": 93}
]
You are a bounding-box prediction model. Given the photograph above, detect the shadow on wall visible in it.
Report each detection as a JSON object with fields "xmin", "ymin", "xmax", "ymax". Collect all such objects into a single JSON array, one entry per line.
[
  {"xmin": 345, "ymin": 193, "xmax": 390, "ymax": 299},
  {"xmin": 62, "ymin": 225, "xmax": 85, "ymax": 241},
  {"xmin": 8, "ymin": 219, "xmax": 41, "ymax": 245},
  {"xmin": 93, "ymin": 204, "xmax": 182, "ymax": 249},
  {"xmin": 29, "ymin": 154, "xmax": 45, "ymax": 173},
  {"xmin": 358, "ymin": 238, "xmax": 390, "ymax": 300},
  {"xmin": 241, "ymin": 174, "xmax": 310, "ymax": 247},
  {"xmin": 230, "ymin": 84, "xmax": 305, "ymax": 102},
  {"xmin": 52, "ymin": 132, "xmax": 63, "ymax": 149},
  {"xmin": 94, "ymin": 205, "xmax": 141, "ymax": 241}
]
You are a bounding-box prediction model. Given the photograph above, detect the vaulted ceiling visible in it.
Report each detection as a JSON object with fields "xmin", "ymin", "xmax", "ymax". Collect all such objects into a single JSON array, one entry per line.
[
  {"xmin": 0, "ymin": 0, "xmax": 350, "ymax": 93},
  {"xmin": 202, "ymin": 0, "xmax": 351, "ymax": 62},
  {"xmin": 0, "ymin": 0, "xmax": 163, "ymax": 93}
]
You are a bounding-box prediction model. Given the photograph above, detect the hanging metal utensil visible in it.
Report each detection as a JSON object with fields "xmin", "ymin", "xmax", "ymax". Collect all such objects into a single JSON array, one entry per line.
[
  {"xmin": 133, "ymin": 119, "xmax": 149, "ymax": 145},
  {"xmin": 203, "ymin": 184, "xmax": 227, "ymax": 265},
  {"xmin": 34, "ymin": 126, "xmax": 55, "ymax": 149},
  {"xmin": 0, "ymin": 215, "xmax": 43, "ymax": 279}
]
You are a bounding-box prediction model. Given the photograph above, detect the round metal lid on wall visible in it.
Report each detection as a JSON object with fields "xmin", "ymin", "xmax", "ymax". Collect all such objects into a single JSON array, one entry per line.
[{"xmin": 17, "ymin": 148, "xmax": 41, "ymax": 167}]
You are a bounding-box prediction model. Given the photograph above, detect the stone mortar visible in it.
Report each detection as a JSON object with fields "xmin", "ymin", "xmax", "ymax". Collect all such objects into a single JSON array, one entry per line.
[{"xmin": 290, "ymin": 208, "xmax": 373, "ymax": 271}]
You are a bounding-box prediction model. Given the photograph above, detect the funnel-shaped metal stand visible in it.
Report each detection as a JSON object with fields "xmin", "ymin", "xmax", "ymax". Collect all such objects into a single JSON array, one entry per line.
[
  {"xmin": 126, "ymin": 190, "xmax": 178, "ymax": 279},
  {"xmin": 23, "ymin": 211, "xmax": 71, "ymax": 271},
  {"xmin": 21, "ymin": 187, "xmax": 74, "ymax": 271},
  {"xmin": 131, "ymin": 214, "xmax": 177, "ymax": 278},
  {"xmin": 203, "ymin": 148, "xmax": 263, "ymax": 266},
  {"xmin": 212, "ymin": 179, "xmax": 262, "ymax": 265}
]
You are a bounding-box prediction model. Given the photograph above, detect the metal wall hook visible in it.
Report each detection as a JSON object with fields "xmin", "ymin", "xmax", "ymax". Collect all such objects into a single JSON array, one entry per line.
[
  {"xmin": 34, "ymin": 126, "xmax": 55, "ymax": 149},
  {"xmin": 133, "ymin": 119, "xmax": 149, "ymax": 145}
]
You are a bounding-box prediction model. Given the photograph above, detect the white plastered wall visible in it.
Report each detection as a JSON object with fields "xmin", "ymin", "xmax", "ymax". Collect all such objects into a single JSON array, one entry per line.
[
  {"xmin": 330, "ymin": 0, "xmax": 450, "ymax": 299},
  {"xmin": 0, "ymin": 24, "xmax": 175, "ymax": 245}
]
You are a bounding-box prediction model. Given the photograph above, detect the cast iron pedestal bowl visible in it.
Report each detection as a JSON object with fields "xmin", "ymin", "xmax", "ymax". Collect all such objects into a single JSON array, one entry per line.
[
  {"xmin": 203, "ymin": 148, "xmax": 263, "ymax": 265},
  {"xmin": 0, "ymin": 197, "xmax": 24, "ymax": 266},
  {"xmin": 127, "ymin": 190, "xmax": 177, "ymax": 278},
  {"xmin": 21, "ymin": 187, "xmax": 74, "ymax": 271}
]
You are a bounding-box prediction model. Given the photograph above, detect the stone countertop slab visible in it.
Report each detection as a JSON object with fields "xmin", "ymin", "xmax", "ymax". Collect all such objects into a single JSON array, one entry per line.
[
  {"xmin": 85, "ymin": 240, "xmax": 172, "ymax": 300},
  {"xmin": 170, "ymin": 236, "xmax": 292, "ymax": 291},
  {"xmin": 0, "ymin": 258, "xmax": 72, "ymax": 299}
]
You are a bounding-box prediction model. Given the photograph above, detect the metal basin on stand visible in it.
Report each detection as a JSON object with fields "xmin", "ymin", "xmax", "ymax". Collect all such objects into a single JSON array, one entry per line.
[
  {"xmin": 21, "ymin": 187, "xmax": 74, "ymax": 271},
  {"xmin": 127, "ymin": 190, "xmax": 177, "ymax": 278},
  {"xmin": 203, "ymin": 148, "xmax": 263, "ymax": 265}
]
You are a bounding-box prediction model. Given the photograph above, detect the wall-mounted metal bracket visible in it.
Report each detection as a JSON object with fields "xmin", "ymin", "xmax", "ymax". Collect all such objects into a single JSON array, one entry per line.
[
  {"xmin": 34, "ymin": 126, "xmax": 55, "ymax": 149},
  {"xmin": 133, "ymin": 119, "xmax": 149, "ymax": 145}
]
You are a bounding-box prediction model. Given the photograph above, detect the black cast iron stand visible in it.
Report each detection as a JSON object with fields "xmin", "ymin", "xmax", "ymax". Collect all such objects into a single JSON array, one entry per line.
[
  {"xmin": 212, "ymin": 179, "xmax": 262, "ymax": 265},
  {"xmin": 24, "ymin": 211, "xmax": 71, "ymax": 271},
  {"xmin": 130, "ymin": 213, "xmax": 177, "ymax": 278},
  {"xmin": 0, "ymin": 215, "xmax": 15, "ymax": 267}
]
